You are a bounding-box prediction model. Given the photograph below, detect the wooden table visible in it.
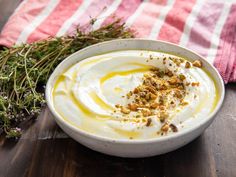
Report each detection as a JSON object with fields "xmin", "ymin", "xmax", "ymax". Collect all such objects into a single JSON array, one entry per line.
[{"xmin": 0, "ymin": 1, "xmax": 235, "ymax": 177}]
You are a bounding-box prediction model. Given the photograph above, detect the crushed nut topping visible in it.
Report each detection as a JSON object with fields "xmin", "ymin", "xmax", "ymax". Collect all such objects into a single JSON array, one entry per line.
[
  {"xmin": 180, "ymin": 101, "xmax": 189, "ymax": 106},
  {"xmin": 114, "ymin": 56, "xmax": 201, "ymax": 136},
  {"xmin": 161, "ymin": 123, "xmax": 169, "ymax": 132},
  {"xmin": 192, "ymin": 60, "xmax": 202, "ymax": 68},
  {"xmin": 146, "ymin": 118, "xmax": 152, "ymax": 127},
  {"xmin": 159, "ymin": 111, "xmax": 169, "ymax": 123},
  {"xmin": 128, "ymin": 103, "xmax": 138, "ymax": 111},
  {"xmin": 169, "ymin": 124, "xmax": 178, "ymax": 132},
  {"xmin": 191, "ymin": 82, "xmax": 200, "ymax": 87},
  {"xmin": 179, "ymin": 74, "xmax": 186, "ymax": 81},
  {"xmin": 185, "ymin": 61, "xmax": 191, "ymax": 68},
  {"xmin": 120, "ymin": 107, "xmax": 131, "ymax": 114}
]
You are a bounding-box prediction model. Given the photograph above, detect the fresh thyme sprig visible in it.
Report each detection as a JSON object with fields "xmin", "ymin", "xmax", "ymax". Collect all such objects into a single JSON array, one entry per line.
[{"xmin": 0, "ymin": 19, "xmax": 134, "ymax": 138}]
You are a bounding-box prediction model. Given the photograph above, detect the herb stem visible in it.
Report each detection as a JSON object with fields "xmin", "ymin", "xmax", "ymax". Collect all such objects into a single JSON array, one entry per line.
[{"xmin": 0, "ymin": 19, "xmax": 134, "ymax": 138}]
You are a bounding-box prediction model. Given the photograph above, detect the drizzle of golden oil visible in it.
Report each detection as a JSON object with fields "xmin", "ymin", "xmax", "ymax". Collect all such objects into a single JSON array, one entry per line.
[
  {"xmin": 211, "ymin": 91, "xmax": 219, "ymax": 113},
  {"xmin": 69, "ymin": 91, "xmax": 93, "ymax": 116},
  {"xmin": 88, "ymin": 91, "xmax": 114, "ymax": 111},
  {"xmin": 53, "ymin": 104, "xmax": 105, "ymax": 136},
  {"xmin": 118, "ymin": 62, "xmax": 152, "ymax": 68},
  {"xmin": 114, "ymin": 87, "xmax": 123, "ymax": 92},
  {"xmin": 113, "ymin": 127, "xmax": 140, "ymax": 139},
  {"xmin": 203, "ymin": 69, "xmax": 220, "ymax": 113},
  {"xmin": 69, "ymin": 91, "xmax": 111, "ymax": 119},
  {"xmin": 193, "ymin": 69, "xmax": 219, "ymax": 114},
  {"xmin": 54, "ymin": 75, "xmax": 66, "ymax": 91},
  {"xmin": 194, "ymin": 95, "xmax": 208, "ymax": 114},
  {"xmin": 80, "ymin": 57, "xmax": 105, "ymax": 67},
  {"xmin": 100, "ymin": 67, "xmax": 152, "ymax": 85}
]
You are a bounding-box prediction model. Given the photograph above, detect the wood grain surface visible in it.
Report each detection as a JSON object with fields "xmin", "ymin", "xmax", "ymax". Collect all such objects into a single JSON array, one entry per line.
[{"xmin": 0, "ymin": 1, "xmax": 235, "ymax": 177}]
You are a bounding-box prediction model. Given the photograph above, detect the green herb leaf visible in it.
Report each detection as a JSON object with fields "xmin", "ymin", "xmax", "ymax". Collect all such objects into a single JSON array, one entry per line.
[{"xmin": 0, "ymin": 19, "xmax": 134, "ymax": 138}]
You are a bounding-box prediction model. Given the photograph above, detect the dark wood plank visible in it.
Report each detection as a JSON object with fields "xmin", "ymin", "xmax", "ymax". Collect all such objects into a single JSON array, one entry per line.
[
  {"xmin": 0, "ymin": 84, "xmax": 235, "ymax": 177},
  {"xmin": 0, "ymin": 1, "xmax": 235, "ymax": 177}
]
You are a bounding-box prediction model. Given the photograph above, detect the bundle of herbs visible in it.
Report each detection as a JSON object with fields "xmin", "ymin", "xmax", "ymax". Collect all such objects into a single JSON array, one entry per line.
[{"xmin": 0, "ymin": 19, "xmax": 134, "ymax": 138}]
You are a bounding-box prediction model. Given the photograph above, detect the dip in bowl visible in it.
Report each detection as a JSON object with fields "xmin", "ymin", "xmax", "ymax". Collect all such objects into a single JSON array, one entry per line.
[{"xmin": 46, "ymin": 39, "xmax": 224, "ymax": 157}]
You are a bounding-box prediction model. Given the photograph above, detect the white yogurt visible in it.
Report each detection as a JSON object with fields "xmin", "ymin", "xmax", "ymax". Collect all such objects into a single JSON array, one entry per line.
[{"xmin": 52, "ymin": 50, "xmax": 218, "ymax": 140}]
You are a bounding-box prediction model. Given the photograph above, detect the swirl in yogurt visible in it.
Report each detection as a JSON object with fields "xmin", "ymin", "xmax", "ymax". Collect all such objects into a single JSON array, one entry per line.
[{"xmin": 52, "ymin": 50, "xmax": 218, "ymax": 140}]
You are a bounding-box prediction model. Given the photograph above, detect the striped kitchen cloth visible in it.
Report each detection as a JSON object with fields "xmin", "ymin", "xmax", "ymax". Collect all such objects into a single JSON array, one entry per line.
[{"xmin": 0, "ymin": 0, "xmax": 235, "ymax": 83}]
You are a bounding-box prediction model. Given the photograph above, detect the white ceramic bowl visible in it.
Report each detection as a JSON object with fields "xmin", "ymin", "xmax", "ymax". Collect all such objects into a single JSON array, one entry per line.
[{"xmin": 46, "ymin": 39, "xmax": 225, "ymax": 158}]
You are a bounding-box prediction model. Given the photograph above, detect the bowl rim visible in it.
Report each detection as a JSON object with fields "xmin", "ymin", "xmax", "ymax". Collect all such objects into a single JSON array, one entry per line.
[{"xmin": 45, "ymin": 38, "xmax": 225, "ymax": 144}]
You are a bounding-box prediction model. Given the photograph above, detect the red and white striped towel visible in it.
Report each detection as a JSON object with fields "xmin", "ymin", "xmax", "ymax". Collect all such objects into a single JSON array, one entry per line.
[{"xmin": 0, "ymin": 0, "xmax": 235, "ymax": 83}]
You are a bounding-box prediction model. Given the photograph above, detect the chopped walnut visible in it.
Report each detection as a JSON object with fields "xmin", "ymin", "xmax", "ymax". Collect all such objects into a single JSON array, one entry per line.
[
  {"xmin": 159, "ymin": 105, "xmax": 165, "ymax": 110},
  {"xmin": 159, "ymin": 111, "xmax": 169, "ymax": 122},
  {"xmin": 159, "ymin": 84, "xmax": 168, "ymax": 90},
  {"xmin": 133, "ymin": 88, "xmax": 139, "ymax": 94},
  {"xmin": 150, "ymin": 93, "xmax": 157, "ymax": 100},
  {"xmin": 186, "ymin": 82, "xmax": 190, "ymax": 86},
  {"xmin": 170, "ymin": 124, "xmax": 178, "ymax": 132},
  {"xmin": 158, "ymin": 95, "xmax": 165, "ymax": 105},
  {"xmin": 146, "ymin": 118, "xmax": 152, "ymax": 127},
  {"xmin": 145, "ymin": 93, "xmax": 152, "ymax": 101},
  {"xmin": 115, "ymin": 104, "xmax": 121, "ymax": 108},
  {"xmin": 146, "ymin": 86, "xmax": 156, "ymax": 94},
  {"xmin": 141, "ymin": 109, "xmax": 152, "ymax": 117},
  {"xmin": 173, "ymin": 59, "xmax": 181, "ymax": 66},
  {"xmin": 168, "ymin": 76, "xmax": 180, "ymax": 85},
  {"xmin": 157, "ymin": 71, "xmax": 165, "ymax": 78},
  {"xmin": 179, "ymin": 74, "xmax": 186, "ymax": 81},
  {"xmin": 185, "ymin": 61, "xmax": 191, "ymax": 68},
  {"xmin": 161, "ymin": 123, "xmax": 169, "ymax": 132},
  {"xmin": 180, "ymin": 101, "xmax": 189, "ymax": 106},
  {"xmin": 191, "ymin": 82, "xmax": 200, "ymax": 86},
  {"xmin": 165, "ymin": 69, "xmax": 173, "ymax": 77},
  {"xmin": 174, "ymin": 90, "xmax": 183, "ymax": 99},
  {"xmin": 121, "ymin": 107, "xmax": 131, "ymax": 114},
  {"xmin": 128, "ymin": 103, "xmax": 138, "ymax": 111},
  {"xmin": 192, "ymin": 60, "xmax": 202, "ymax": 68},
  {"xmin": 126, "ymin": 91, "xmax": 133, "ymax": 99},
  {"xmin": 150, "ymin": 102, "xmax": 159, "ymax": 109}
]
